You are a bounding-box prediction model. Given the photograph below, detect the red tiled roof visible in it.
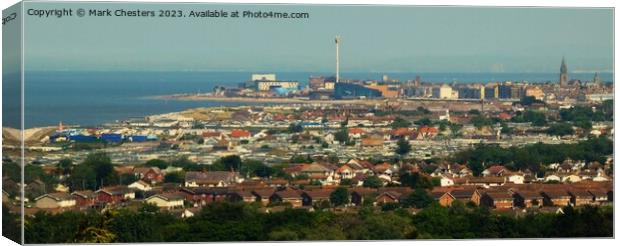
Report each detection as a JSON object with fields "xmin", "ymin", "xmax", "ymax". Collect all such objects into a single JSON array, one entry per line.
[
  {"xmin": 230, "ymin": 129, "xmax": 251, "ymax": 138},
  {"xmin": 202, "ymin": 131, "xmax": 222, "ymax": 138},
  {"xmin": 419, "ymin": 126, "xmax": 438, "ymax": 134},
  {"xmin": 349, "ymin": 128, "xmax": 365, "ymax": 135}
]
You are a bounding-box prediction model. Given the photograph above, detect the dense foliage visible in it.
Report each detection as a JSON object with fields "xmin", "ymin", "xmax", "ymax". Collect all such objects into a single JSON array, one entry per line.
[
  {"xmin": 452, "ymin": 136, "xmax": 613, "ymax": 176},
  {"xmin": 20, "ymin": 202, "xmax": 612, "ymax": 243},
  {"xmin": 67, "ymin": 152, "xmax": 119, "ymax": 190},
  {"xmin": 2, "ymin": 205, "xmax": 21, "ymax": 243}
]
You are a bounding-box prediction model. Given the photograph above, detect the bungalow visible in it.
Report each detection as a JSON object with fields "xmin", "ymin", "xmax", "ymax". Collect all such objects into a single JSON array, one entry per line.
[
  {"xmin": 374, "ymin": 187, "xmax": 412, "ymax": 205},
  {"xmin": 541, "ymin": 190, "xmax": 572, "ymax": 207},
  {"xmin": 507, "ymin": 173, "xmax": 525, "ymax": 184},
  {"xmin": 285, "ymin": 163, "xmax": 337, "ymax": 184},
  {"xmin": 561, "ymin": 174, "xmax": 582, "ymax": 183},
  {"xmin": 128, "ymin": 180, "xmax": 152, "ymax": 191},
  {"xmin": 336, "ymin": 164, "xmax": 356, "ymax": 180},
  {"xmin": 230, "ymin": 129, "xmax": 252, "ymax": 140},
  {"xmin": 592, "ymin": 173, "xmax": 610, "ymax": 182},
  {"xmin": 133, "ymin": 167, "xmax": 164, "ymax": 184},
  {"xmin": 96, "ymin": 186, "xmax": 136, "ymax": 204},
  {"xmin": 373, "ymin": 162, "xmax": 398, "ymax": 177},
  {"xmin": 482, "ymin": 165, "xmax": 506, "ymax": 177},
  {"xmin": 513, "ymin": 190, "xmax": 544, "ymax": 208},
  {"xmin": 270, "ymin": 189, "xmax": 303, "ymax": 208},
  {"xmin": 439, "ymin": 175, "xmax": 455, "ymax": 187},
  {"xmin": 349, "ymin": 187, "xmax": 377, "ymax": 206},
  {"xmin": 301, "ymin": 189, "xmax": 334, "ymax": 206},
  {"xmin": 480, "ymin": 191, "xmax": 514, "ymax": 209},
  {"xmin": 227, "ymin": 190, "xmax": 257, "ymax": 203},
  {"xmin": 252, "ymin": 188, "xmax": 276, "ymax": 206},
  {"xmin": 202, "ymin": 131, "xmax": 223, "ymax": 140},
  {"xmin": 265, "ymin": 179, "xmax": 288, "ymax": 188},
  {"xmin": 180, "ymin": 187, "xmax": 229, "ymax": 206},
  {"xmin": 361, "ymin": 137, "xmax": 384, "ymax": 147},
  {"xmin": 588, "ymin": 189, "xmax": 612, "ymax": 205},
  {"xmin": 568, "ymin": 189, "xmax": 595, "ymax": 206},
  {"xmin": 451, "ymin": 165, "xmax": 473, "ymax": 177},
  {"xmin": 456, "ymin": 176, "xmax": 505, "ymax": 187},
  {"xmin": 145, "ymin": 192, "xmax": 186, "ymax": 209},
  {"xmin": 390, "ymin": 128, "xmax": 414, "ymax": 140},
  {"xmin": 375, "ymin": 191, "xmax": 402, "ymax": 205},
  {"xmin": 416, "ymin": 126, "xmax": 438, "ymax": 139},
  {"xmin": 347, "ymin": 159, "xmax": 375, "ymax": 172},
  {"xmin": 544, "ymin": 174, "xmax": 562, "ymax": 183},
  {"xmin": 35, "ymin": 192, "xmax": 76, "ymax": 209},
  {"xmin": 432, "ymin": 191, "xmax": 455, "ymax": 207},
  {"xmin": 449, "ymin": 188, "xmax": 478, "ymax": 205},
  {"xmin": 71, "ymin": 190, "xmax": 97, "ymax": 207},
  {"xmin": 184, "ymin": 171, "xmax": 240, "ymax": 187}
]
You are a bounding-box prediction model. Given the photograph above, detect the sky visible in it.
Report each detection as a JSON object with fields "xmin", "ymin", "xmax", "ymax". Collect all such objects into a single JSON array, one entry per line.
[{"xmin": 18, "ymin": 2, "xmax": 614, "ymax": 73}]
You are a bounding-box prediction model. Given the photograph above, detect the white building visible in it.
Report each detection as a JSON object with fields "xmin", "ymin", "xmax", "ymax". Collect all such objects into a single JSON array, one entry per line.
[
  {"xmin": 34, "ymin": 193, "xmax": 76, "ymax": 209},
  {"xmin": 251, "ymin": 73, "xmax": 277, "ymax": 81},
  {"xmin": 128, "ymin": 180, "xmax": 152, "ymax": 191},
  {"xmin": 145, "ymin": 193, "xmax": 185, "ymax": 209}
]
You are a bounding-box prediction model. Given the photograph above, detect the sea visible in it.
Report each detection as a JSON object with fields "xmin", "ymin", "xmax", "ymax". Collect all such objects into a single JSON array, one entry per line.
[{"xmin": 1, "ymin": 71, "xmax": 613, "ymax": 129}]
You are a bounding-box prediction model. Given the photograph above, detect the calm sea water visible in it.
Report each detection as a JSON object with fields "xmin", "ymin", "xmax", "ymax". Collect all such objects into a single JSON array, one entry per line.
[{"xmin": 2, "ymin": 71, "xmax": 613, "ymax": 128}]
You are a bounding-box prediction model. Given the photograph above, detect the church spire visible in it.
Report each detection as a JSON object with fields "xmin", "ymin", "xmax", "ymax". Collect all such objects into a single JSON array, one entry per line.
[
  {"xmin": 559, "ymin": 57, "xmax": 568, "ymax": 87},
  {"xmin": 560, "ymin": 57, "xmax": 567, "ymax": 74}
]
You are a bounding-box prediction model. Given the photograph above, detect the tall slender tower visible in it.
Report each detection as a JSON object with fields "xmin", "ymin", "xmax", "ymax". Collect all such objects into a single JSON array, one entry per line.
[
  {"xmin": 593, "ymin": 72, "xmax": 602, "ymax": 86},
  {"xmin": 559, "ymin": 57, "xmax": 568, "ymax": 87},
  {"xmin": 335, "ymin": 35, "xmax": 341, "ymax": 83}
]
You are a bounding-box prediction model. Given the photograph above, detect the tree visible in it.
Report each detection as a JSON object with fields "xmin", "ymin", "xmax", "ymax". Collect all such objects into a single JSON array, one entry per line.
[
  {"xmin": 513, "ymin": 110, "xmax": 547, "ymax": 126},
  {"xmin": 2, "ymin": 205, "xmax": 21, "ymax": 243},
  {"xmin": 468, "ymin": 109, "xmax": 481, "ymax": 115},
  {"xmin": 334, "ymin": 128, "xmax": 349, "ymax": 144},
  {"xmin": 68, "ymin": 164, "xmax": 98, "ymax": 190},
  {"xmin": 396, "ymin": 138, "xmax": 412, "ymax": 156},
  {"xmin": 471, "ymin": 115, "xmax": 492, "ymax": 129},
  {"xmin": 85, "ymin": 153, "xmax": 118, "ymax": 188},
  {"xmin": 119, "ymin": 173, "xmax": 138, "ymax": 185},
  {"xmin": 449, "ymin": 123, "xmax": 463, "ymax": 137},
  {"xmin": 573, "ymin": 119, "xmax": 592, "ymax": 131},
  {"xmin": 391, "ymin": 117, "xmax": 412, "ymax": 129},
  {"xmin": 171, "ymin": 157, "xmax": 203, "ymax": 171},
  {"xmin": 340, "ymin": 117, "xmax": 349, "ymax": 128},
  {"xmin": 287, "ymin": 123, "xmax": 303, "ymax": 133},
  {"xmin": 57, "ymin": 159, "xmax": 73, "ymax": 176},
  {"xmin": 400, "ymin": 172, "xmax": 433, "ymax": 189},
  {"xmin": 414, "ymin": 118, "xmax": 432, "ymax": 126},
  {"xmin": 340, "ymin": 179, "xmax": 352, "ymax": 186},
  {"xmin": 600, "ymin": 99, "xmax": 613, "ymax": 120},
  {"xmin": 362, "ymin": 176, "xmax": 383, "ymax": 188},
  {"xmin": 240, "ymin": 159, "xmax": 274, "ymax": 178},
  {"xmin": 290, "ymin": 155, "xmax": 313, "ymax": 164},
  {"xmin": 546, "ymin": 123, "xmax": 574, "ymax": 136},
  {"xmin": 417, "ymin": 106, "xmax": 431, "ymax": 114},
  {"xmin": 500, "ymin": 122, "xmax": 514, "ymax": 135},
  {"xmin": 330, "ymin": 187, "xmax": 350, "ymax": 206},
  {"xmin": 164, "ymin": 172, "xmax": 184, "ymax": 183},
  {"xmin": 212, "ymin": 155, "xmax": 242, "ymax": 171},
  {"xmin": 401, "ymin": 188, "xmax": 433, "ymax": 208}
]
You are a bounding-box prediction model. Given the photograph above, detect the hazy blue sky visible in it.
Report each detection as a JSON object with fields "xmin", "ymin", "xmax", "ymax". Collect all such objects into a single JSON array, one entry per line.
[{"xmin": 21, "ymin": 2, "xmax": 613, "ymax": 73}]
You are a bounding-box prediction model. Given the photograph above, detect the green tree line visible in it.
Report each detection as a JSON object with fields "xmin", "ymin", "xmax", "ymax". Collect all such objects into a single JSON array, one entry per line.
[{"xmin": 20, "ymin": 201, "xmax": 612, "ymax": 243}]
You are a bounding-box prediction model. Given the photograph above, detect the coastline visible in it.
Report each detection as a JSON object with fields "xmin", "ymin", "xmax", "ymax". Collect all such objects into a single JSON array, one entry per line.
[{"xmin": 149, "ymin": 94, "xmax": 389, "ymax": 105}]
